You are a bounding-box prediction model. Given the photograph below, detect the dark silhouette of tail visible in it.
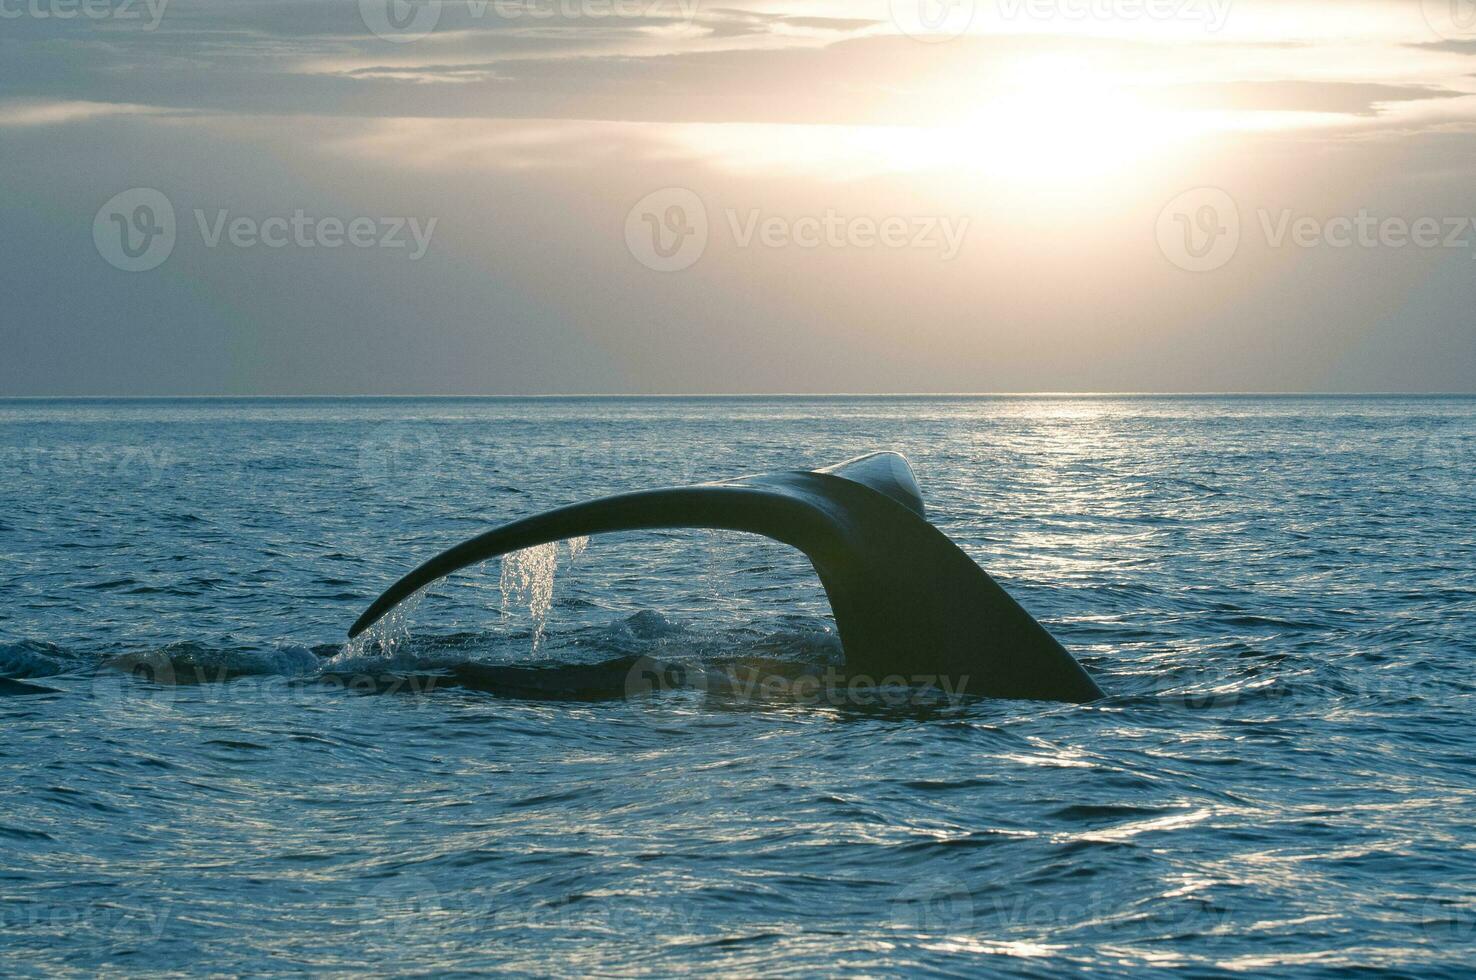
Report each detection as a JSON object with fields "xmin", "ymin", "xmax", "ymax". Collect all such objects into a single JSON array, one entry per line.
[{"xmin": 349, "ymin": 453, "xmax": 1102, "ymax": 703}]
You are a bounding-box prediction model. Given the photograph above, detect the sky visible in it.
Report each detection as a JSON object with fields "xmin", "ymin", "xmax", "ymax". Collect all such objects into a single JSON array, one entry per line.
[{"xmin": 2, "ymin": 0, "xmax": 1474, "ymax": 394}]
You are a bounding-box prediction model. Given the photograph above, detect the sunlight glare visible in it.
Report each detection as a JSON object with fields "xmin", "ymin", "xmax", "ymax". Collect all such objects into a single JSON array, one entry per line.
[{"xmin": 942, "ymin": 54, "xmax": 1188, "ymax": 183}]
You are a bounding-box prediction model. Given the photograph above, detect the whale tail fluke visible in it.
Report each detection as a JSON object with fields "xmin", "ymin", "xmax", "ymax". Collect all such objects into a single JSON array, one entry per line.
[{"xmin": 349, "ymin": 452, "xmax": 1102, "ymax": 704}]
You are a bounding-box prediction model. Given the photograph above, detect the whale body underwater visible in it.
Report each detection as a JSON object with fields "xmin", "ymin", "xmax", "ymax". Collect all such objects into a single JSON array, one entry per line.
[{"xmin": 351, "ymin": 452, "xmax": 1104, "ymax": 704}]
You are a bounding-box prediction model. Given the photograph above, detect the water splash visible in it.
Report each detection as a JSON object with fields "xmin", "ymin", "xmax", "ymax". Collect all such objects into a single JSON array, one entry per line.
[
  {"xmin": 498, "ymin": 537, "xmax": 591, "ymax": 652},
  {"xmin": 327, "ymin": 587, "xmax": 426, "ymax": 670}
]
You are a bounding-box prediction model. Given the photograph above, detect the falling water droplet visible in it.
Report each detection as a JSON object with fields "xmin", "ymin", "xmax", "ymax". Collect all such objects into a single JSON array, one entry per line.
[{"xmin": 500, "ymin": 542, "xmax": 558, "ymax": 651}]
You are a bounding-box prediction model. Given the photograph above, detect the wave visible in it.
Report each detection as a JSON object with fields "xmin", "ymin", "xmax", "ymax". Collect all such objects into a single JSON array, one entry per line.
[
  {"xmin": 0, "ymin": 612, "xmax": 847, "ymax": 701},
  {"xmin": 0, "ymin": 640, "xmax": 88, "ymax": 679}
]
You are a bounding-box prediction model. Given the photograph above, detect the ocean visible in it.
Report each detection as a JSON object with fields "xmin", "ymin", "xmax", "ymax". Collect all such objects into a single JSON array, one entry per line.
[{"xmin": 2, "ymin": 395, "xmax": 1474, "ymax": 975}]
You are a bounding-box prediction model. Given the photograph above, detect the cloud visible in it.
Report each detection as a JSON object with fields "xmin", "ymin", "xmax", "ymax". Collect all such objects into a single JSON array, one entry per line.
[
  {"xmin": 5, "ymin": 24, "xmax": 1472, "ymax": 132},
  {"xmin": 1156, "ymin": 81, "xmax": 1469, "ymax": 117},
  {"xmin": 0, "ymin": 99, "xmax": 167, "ymax": 126},
  {"xmin": 1409, "ymin": 40, "xmax": 1476, "ymax": 55}
]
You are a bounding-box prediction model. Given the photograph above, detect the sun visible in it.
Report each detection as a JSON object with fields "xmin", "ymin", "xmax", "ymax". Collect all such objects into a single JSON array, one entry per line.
[
  {"xmin": 669, "ymin": 52, "xmax": 1204, "ymax": 192},
  {"xmin": 940, "ymin": 54, "xmax": 1185, "ymax": 183}
]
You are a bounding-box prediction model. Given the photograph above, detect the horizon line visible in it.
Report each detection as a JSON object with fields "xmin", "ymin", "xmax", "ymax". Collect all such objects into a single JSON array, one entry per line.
[{"xmin": 2, "ymin": 391, "xmax": 1475, "ymax": 400}]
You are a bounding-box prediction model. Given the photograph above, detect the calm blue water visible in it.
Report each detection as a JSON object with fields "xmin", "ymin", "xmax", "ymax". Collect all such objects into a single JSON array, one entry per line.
[{"xmin": 2, "ymin": 396, "xmax": 1474, "ymax": 976}]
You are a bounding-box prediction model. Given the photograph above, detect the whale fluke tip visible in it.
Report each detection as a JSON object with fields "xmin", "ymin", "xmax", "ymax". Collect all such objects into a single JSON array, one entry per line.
[{"xmin": 815, "ymin": 452, "xmax": 926, "ymax": 519}]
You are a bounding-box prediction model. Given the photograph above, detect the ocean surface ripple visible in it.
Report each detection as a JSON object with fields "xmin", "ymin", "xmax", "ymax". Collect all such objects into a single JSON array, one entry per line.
[{"xmin": 1, "ymin": 396, "xmax": 1473, "ymax": 976}]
